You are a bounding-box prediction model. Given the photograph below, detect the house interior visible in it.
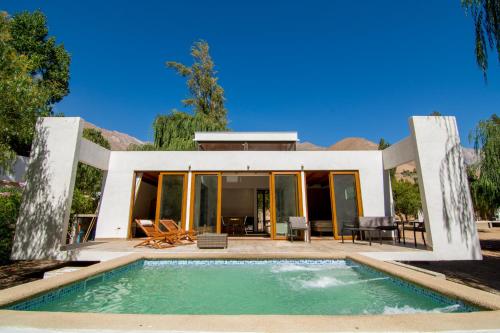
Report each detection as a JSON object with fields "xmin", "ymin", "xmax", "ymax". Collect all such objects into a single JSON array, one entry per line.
[
  {"xmin": 305, "ymin": 171, "xmax": 334, "ymax": 237},
  {"xmin": 221, "ymin": 174, "xmax": 270, "ymax": 237},
  {"xmin": 129, "ymin": 170, "xmax": 361, "ymax": 240}
]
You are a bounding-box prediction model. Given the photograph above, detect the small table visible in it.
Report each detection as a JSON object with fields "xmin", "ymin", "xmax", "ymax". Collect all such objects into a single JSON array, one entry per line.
[
  {"xmin": 197, "ymin": 233, "xmax": 228, "ymax": 249},
  {"xmin": 341, "ymin": 227, "xmax": 382, "ymax": 246}
]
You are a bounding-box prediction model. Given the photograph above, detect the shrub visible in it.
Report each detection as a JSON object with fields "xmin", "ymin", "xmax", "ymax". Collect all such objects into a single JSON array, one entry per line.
[{"xmin": 0, "ymin": 187, "xmax": 22, "ymax": 263}]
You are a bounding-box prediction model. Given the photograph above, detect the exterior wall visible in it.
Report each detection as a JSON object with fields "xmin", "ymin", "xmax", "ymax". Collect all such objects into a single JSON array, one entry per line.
[
  {"xmin": 96, "ymin": 150, "xmax": 386, "ymax": 239},
  {"xmin": 12, "ymin": 116, "xmax": 481, "ymax": 261},
  {"xmin": 410, "ymin": 116, "xmax": 481, "ymax": 260},
  {"xmin": 11, "ymin": 118, "xmax": 84, "ymax": 260},
  {"xmin": 0, "ymin": 155, "xmax": 28, "ymax": 183}
]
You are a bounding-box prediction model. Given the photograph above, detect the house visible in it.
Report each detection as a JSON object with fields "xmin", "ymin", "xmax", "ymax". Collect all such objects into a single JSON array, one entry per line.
[{"xmin": 10, "ymin": 116, "xmax": 482, "ymax": 261}]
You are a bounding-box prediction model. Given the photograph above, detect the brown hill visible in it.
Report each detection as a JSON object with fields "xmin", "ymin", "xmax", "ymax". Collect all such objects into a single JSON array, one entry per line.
[
  {"xmin": 296, "ymin": 141, "xmax": 326, "ymax": 151},
  {"xmin": 83, "ymin": 121, "xmax": 144, "ymax": 151},
  {"xmin": 328, "ymin": 137, "xmax": 378, "ymax": 151}
]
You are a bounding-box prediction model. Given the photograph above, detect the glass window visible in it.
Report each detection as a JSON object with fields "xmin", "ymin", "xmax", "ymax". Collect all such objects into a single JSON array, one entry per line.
[
  {"xmin": 333, "ymin": 174, "xmax": 360, "ymax": 236},
  {"xmin": 193, "ymin": 174, "xmax": 219, "ymax": 233}
]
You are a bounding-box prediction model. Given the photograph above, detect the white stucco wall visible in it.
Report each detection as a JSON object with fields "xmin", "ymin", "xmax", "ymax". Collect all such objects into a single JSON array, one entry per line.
[
  {"xmin": 11, "ymin": 118, "xmax": 83, "ymax": 260},
  {"xmin": 0, "ymin": 155, "xmax": 29, "ymax": 183},
  {"xmin": 12, "ymin": 116, "xmax": 481, "ymax": 261},
  {"xmin": 410, "ymin": 116, "xmax": 481, "ymax": 260},
  {"xmin": 96, "ymin": 150, "xmax": 386, "ymax": 239}
]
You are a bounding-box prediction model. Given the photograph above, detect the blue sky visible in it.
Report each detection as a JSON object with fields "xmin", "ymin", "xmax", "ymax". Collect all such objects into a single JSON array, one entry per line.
[{"xmin": 3, "ymin": 1, "xmax": 499, "ymax": 147}]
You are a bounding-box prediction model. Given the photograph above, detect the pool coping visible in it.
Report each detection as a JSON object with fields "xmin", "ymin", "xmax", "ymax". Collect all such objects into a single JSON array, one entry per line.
[{"xmin": 0, "ymin": 252, "xmax": 499, "ymax": 332}]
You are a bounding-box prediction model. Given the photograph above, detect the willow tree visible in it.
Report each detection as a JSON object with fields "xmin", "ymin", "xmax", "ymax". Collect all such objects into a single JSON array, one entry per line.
[
  {"xmin": 462, "ymin": 0, "xmax": 500, "ymax": 80},
  {"xmin": 469, "ymin": 114, "xmax": 500, "ymax": 218},
  {"xmin": 153, "ymin": 40, "xmax": 228, "ymax": 151}
]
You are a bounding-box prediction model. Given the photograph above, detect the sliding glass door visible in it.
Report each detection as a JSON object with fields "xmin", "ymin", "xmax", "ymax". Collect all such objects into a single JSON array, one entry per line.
[
  {"xmin": 329, "ymin": 171, "xmax": 363, "ymax": 239},
  {"xmin": 270, "ymin": 172, "xmax": 303, "ymax": 239},
  {"xmin": 156, "ymin": 173, "xmax": 187, "ymax": 229},
  {"xmin": 191, "ymin": 173, "xmax": 221, "ymax": 233}
]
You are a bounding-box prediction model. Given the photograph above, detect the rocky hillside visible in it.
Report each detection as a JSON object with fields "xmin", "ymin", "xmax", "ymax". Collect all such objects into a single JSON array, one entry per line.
[{"xmin": 84, "ymin": 121, "xmax": 144, "ymax": 150}]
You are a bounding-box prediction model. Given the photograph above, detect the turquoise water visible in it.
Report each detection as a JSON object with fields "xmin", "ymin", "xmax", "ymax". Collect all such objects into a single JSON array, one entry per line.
[{"xmin": 24, "ymin": 260, "xmax": 475, "ymax": 315}]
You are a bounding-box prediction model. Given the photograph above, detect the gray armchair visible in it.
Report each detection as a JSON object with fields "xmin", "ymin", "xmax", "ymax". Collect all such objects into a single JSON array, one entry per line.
[{"xmin": 287, "ymin": 216, "xmax": 310, "ymax": 242}]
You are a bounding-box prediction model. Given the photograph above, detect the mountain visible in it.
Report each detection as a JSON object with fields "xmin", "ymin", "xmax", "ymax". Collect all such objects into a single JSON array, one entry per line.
[
  {"xmin": 297, "ymin": 137, "xmax": 378, "ymax": 151},
  {"xmin": 83, "ymin": 121, "xmax": 144, "ymax": 151},
  {"xmin": 296, "ymin": 141, "xmax": 326, "ymax": 151},
  {"xmin": 328, "ymin": 137, "xmax": 379, "ymax": 151}
]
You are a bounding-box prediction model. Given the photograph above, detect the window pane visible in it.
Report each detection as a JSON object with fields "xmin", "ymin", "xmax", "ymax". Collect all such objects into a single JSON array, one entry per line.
[
  {"xmin": 333, "ymin": 174, "xmax": 359, "ymax": 236},
  {"xmin": 274, "ymin": 174, "xmax": 298, "ymax": 237},
  {"xmin": 193, "ymin": 175, "xmax": 219, "ymax": 233},
  {"xmin": 158, "ymin": 175, "xmax": 184, "ymax": 226}
]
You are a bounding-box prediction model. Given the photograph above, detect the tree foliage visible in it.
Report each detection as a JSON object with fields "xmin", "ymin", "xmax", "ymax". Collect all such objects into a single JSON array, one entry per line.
[
  {"xmin": 154, "ymin": 111, "xmax": 226, "ymax": 150},
  {"xmin": 0, "ymin": 186, "xmax": 22, "ymax": 263},
  {"xmin": 127, "ymin": 143, "xmax": 157, "ymax": 151},
  {"xmin": 153, "ymin": 41, "xmax": 228, "ymax": 151},
  {"xmin": 462, "ymin": 0, "xmax": 500, "ymax": 80},
  {"xmin": 468, "ymin": 114, "xmax": 499, "ymax": 218},
  {"xmin": 392, "ymin": 179, "xmax": 422, "ymax": 221},
  {"xmin": 71, "ymin": 129, "xmax": 110, "ymax": 215},
  {"xmin": 0, "ymin": 10, "xmax": 70, "ymax": 167}
]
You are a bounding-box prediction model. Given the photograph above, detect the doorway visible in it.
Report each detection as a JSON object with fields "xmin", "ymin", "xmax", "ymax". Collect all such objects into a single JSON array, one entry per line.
[{"xmin": 306, "ymin": 171, "xmax": 334, "ymax": 237}]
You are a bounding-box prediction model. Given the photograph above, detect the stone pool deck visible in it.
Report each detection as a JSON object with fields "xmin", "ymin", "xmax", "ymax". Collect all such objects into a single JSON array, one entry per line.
[
  {"xmin": 1, "ymin": 252, "xmax": 500, "ymax": 332},
  {"xmin": 67, "ymin": 238, "xmax": 429, "ymax": 262}
]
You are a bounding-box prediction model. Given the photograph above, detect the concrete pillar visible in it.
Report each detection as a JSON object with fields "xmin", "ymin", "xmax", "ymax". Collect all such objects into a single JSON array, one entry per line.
[
  {"xmin": 11, "ymin": 117, "xmax": 83, "ymax": 260},
  {"xmin": 410, "ymin": 116, "xmax": 482, "ymax": 260},
  {"xmin": 185, "ymin": 171, "xmax": 193, "ymax": 231}
]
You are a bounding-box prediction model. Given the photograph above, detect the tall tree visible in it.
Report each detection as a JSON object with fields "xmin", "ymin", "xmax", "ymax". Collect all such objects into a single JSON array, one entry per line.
[
  {"xmin": 462, "ymin": 0, "xmax": 500, "ymax": 79},
  {"xmin": 0, "ymin": 11, "xmax": 70, "ymax": 167},
  {"xmin": 166, "ymin": 40, "xmax": 228, "ymax": 126},
  {"xmin": 469, "ymin": 114, "xmax": 500, "ymax": 218},
  {"xmin": 153, "ymin": 41, "xmax": 228, "ymax": 151}
]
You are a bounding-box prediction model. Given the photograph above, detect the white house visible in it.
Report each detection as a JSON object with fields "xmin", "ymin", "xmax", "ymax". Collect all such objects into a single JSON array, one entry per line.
[{"xmin": 10, "ymin": 116, "xmax": 482, "ymax": 261}]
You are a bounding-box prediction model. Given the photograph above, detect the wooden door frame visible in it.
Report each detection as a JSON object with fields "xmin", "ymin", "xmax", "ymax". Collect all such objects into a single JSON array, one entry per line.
[
  {"xmin": 189, "ymin": 172, "xmax": 222, "ymax": 233},
  {"xmin": 270, "ymin": 172, "xmax": 303, "ymax": 240},
  {"xmin": 155, "ymin": 172, "xmax": 188, "ymax": 230},
  {"xmin": 329, "ymin": 171, "xmax": 363, "ymax": 240}
]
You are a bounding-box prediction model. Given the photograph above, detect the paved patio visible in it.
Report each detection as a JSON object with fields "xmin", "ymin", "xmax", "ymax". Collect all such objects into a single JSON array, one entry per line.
[{"xmin": 70, "ymin": 237, "xmax": 427, "ymax": 261}]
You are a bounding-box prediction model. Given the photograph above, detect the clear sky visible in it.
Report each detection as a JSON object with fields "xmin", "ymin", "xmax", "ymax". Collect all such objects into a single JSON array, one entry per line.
[{"xmin": 3, "ymin": 1, "xmax": 499, "ymax": 147}]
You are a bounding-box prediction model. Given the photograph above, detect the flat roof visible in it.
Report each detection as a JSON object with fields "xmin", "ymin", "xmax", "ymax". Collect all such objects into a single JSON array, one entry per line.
[{"xmin": 194, "ymin": 132, "xmax": 299, "ymax": 142}]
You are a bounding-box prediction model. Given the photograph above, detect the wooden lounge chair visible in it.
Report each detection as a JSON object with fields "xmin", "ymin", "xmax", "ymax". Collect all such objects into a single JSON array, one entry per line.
[
  {"xmin": 134, "ymin": 219, "xmax": 177, "ymax": 249},
  {"xmin": 159, "ymin": 219, "xmax": 196, "ymax": 242}
]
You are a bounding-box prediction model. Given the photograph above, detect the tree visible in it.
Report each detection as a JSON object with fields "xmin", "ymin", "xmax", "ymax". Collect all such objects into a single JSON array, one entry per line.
[
  {"xmin": 392, "ymin": 179, "xmax": 422, "ymax": 221},
  {"xmin": 166, "ymin": 40, "xmax": 228, "ymax": 126},
  {"xmin": 461, "ymin": 0, "xmax": 500, "ymax": 80},
  {"xmin": 378, "ymin": 138, "xmax": 391, "ymax": 150},
  {"xmin": 0, "ymin": 11, "xmax": 70, "ymax": 168},
  {"xmin": 153, "ymin": 41, "xmax": 228, "ymax": 151},
  {"xmin": 429, "ymin": 111, "xmax": 442, "ymax": 116},
  {"xmin": 127, "ymin": 143, "xmax": 157, "ymax": 151},
  {"xmin": 8, "ymin": 11, "xmax": 70, "ymax": 106},
  {"xmin": 468, "ymin": 114, "xmax": 499, "ymax": 218},
  {"xmin": 71, "ymin": 129, "xmax": 110, "ymax": 215},
  {"xmin": 154, "ymin": 111, "xmax": 226, "ymax": 150}
]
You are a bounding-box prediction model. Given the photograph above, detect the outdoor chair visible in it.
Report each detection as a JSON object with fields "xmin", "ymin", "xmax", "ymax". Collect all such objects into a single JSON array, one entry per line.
[
  {"xmin": 134, "ymin": 219, "xmax": 176, "ymax": 249},
  {"xmin": 159, "ymin": 219, "xmax": 196, "ymax": 243},
  {"xmin": 287, "ymin": 216, "xmax": 310, "ymax": 242},
  {"xmin": 396, "ymin": 220, "xmax": 427, "ymax": 248},
  {"xmin": 341, "ymin": 217, "xmax": 382, "ymax": 246},
  {"xmin": 359, "ymin": 216, "xmax": 400, "ymax": 244},
  {"xmin": 412, "ymin": 221, "xmax": 426, "ymax": 248}
]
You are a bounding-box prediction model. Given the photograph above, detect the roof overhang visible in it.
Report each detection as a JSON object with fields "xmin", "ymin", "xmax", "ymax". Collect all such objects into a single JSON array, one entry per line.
[{"xmin": 194, "ymin": 132, "xmax": 299, "ymax": 142}]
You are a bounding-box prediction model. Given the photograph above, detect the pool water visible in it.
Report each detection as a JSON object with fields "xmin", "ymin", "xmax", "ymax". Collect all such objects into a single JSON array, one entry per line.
[{"xmin": 14, "ymin": 260, "xmax": 476, "ymax": 315}]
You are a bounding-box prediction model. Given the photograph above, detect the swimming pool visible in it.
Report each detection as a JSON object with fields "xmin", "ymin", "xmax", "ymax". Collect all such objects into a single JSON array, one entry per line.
[{"xmin": 5, "ymin": 259, "xmax": 479, "ymax": 315}]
